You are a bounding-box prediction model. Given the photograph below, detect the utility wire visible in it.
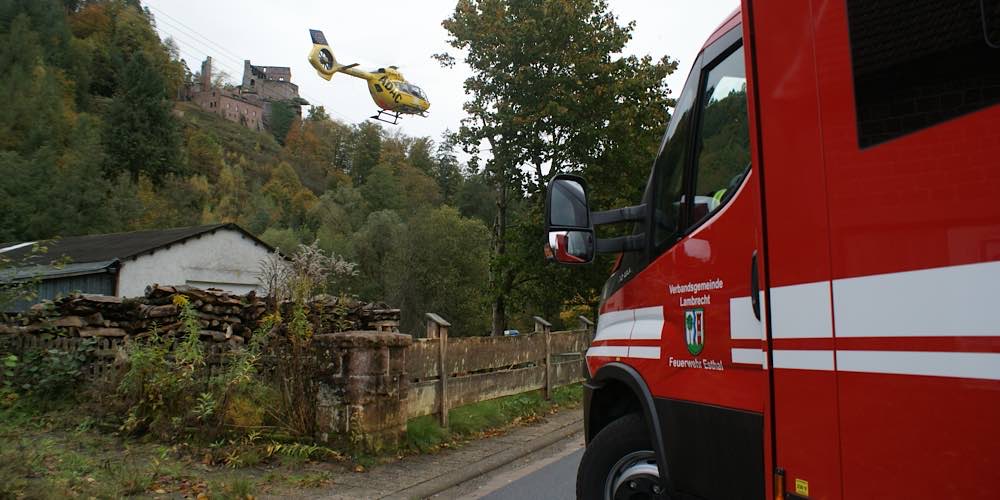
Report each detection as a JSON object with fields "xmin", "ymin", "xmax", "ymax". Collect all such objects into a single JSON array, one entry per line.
[
  {"xmin": 154, "ymin": 19, "xmax": 248, "ymax": 75},
  {"xmin": 146, "ymin": 4, "xmax": 245, "ymax": 63},
  {"xmin": 148, "ymin": 4, "xmax": 355, "ymax": 123}
]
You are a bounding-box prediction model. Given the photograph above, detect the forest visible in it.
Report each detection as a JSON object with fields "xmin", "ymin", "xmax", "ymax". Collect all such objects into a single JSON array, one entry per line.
[{"xmin": 0, "ymin": 0, "xmax": 677, "ymax": 336}]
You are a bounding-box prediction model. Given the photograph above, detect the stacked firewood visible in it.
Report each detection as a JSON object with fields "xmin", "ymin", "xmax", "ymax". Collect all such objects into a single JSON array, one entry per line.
[
  {"xmin": 10, "ymin": 294, "xmax": 141, "ymax": 338},
  {"xmin": 283, "ymin": 294, "xmax": 401, "ymax": 333},
  {"xmin": 0, "ymin": 285, "xmax": 398, "ymax": 340},
  {"xmin": 1, "ymin": 286, "xmax": 263, "ymax": 343},
  {"xmin": 135, "ymin": 285, "xmax": 264, "ymax": 343}
]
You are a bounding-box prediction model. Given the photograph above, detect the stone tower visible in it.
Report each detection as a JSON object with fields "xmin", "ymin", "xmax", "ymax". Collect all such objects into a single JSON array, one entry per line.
[{"xmin": 200, "ymin": 56, "xmax": 212, "ymax": 92}]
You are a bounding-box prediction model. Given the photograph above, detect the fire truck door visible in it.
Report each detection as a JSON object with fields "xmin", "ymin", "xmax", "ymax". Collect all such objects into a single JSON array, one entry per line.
[
  {"xmin": 633, "ymin": 26, "xmax": 768, "ymax": 498},
  {"xmin": 743, "ymin": 1, "xmax": 844, "ymax": 498}
]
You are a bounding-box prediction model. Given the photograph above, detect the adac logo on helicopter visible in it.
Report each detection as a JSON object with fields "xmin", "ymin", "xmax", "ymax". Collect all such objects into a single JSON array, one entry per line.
[{"xmin": 307, "ymin": 29, "xmax": 429, "ymax": 125}]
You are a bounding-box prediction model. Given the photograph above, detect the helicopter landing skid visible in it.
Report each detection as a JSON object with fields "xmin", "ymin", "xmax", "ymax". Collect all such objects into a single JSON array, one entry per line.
[{"xmin": 370, "ymin": 109, "xmax": 402, "ymax": 125}]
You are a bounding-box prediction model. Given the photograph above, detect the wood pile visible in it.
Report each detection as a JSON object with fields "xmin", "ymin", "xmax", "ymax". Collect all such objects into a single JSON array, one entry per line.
[
  {"xmin": 136, "ymin": 285, "xmax": 264, "ymax": 343},
  {"xmin": 284, "ymin": 294, "xmax": 400, "ymax": 333},
  {"xmin": 0, "ymin": 285, "xmax": 398, "ymax": 340},
  {"xmin": 18, "ymin": 294, "xmax": 140, "ymax": 338}
]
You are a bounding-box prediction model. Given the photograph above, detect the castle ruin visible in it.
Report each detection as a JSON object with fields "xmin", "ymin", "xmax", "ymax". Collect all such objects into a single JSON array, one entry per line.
[{"xmin": 188, "ymin": 56, "xmax": 306, "ymax": 132}]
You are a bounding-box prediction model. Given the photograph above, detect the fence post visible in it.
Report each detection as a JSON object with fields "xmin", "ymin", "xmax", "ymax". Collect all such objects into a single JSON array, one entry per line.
[
  {"xmin": 425, "ymin": 312, "xmax": 451, "ymax": 427},
  {"xmin": 578, "ymin": 315, "xmax": 595, "ymax": 345},
  {"xmin": 534, "ymin": 316, "xmax": 553, "ymax": 400}
]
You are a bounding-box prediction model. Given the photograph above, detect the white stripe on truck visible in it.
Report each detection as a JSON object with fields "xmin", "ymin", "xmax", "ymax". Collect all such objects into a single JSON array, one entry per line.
[{"xmin": 833, "ymin": 260, "xmax": 1000, "ymax": 338}]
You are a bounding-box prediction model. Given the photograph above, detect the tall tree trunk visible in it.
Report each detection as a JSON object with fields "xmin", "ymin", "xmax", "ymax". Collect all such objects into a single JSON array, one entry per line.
[
  {"xmin": 490, "ymin": 171, "xmax": 509, "ymax": 336},
  {"xmin": 491, "ymin": 293, "xmax": 506, "ymax": 336}
]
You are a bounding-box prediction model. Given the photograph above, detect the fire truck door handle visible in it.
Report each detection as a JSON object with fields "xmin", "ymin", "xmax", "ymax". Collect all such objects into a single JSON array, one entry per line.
[{"xmin": 750, "ymin": 251, "xmax": 761, "ymax": 321}]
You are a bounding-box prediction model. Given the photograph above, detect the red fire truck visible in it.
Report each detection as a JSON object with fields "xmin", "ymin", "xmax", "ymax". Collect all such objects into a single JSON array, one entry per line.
[{"xmin": 545, "ymin": 1, "xmax": 1000, "ymax": 498}]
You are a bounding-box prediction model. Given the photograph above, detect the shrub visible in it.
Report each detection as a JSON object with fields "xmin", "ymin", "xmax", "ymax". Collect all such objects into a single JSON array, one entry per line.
[{"xmin": 0, "ymin": 338, "xmax": 96, "ymax": 409}]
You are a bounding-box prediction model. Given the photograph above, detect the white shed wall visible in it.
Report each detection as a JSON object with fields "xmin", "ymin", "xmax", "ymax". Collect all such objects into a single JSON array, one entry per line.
[{"xmin": 117, "ymin": 229, "xmax": 270, "ymax": 297}]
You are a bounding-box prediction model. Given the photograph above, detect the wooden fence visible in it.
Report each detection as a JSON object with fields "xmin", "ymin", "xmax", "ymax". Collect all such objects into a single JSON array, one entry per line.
[
  {"xmin": 405, "ymin": 314, "xmax": 595, "ymax": 425},
  {"xmin": 0, "ymin": 334, "xmax": 126, "ymax": 381},
  {"xmin": 2, "ymin": 312, "xmax": 597, "ymax": 430}
]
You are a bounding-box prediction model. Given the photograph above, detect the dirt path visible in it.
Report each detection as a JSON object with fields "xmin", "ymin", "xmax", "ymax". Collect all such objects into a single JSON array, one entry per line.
[{"xmin": 265, "ymin": 409, "xmax": 584, "ymax": 500}]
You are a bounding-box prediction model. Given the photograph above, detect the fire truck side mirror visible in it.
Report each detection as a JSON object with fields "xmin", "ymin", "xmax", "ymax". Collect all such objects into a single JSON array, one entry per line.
[
  {"xmin": 545, "ymin": 175, "xmax": 596, "ymax": 265},
  {"xmin": 546, "ymin": 230, "xmax": 595, "ymax": 264}
]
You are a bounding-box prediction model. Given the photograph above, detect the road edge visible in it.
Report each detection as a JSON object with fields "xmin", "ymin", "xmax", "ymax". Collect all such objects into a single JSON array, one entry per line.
[{"xmin": 382, "ymin": 417, "xmax": 584, "ymax": 500}]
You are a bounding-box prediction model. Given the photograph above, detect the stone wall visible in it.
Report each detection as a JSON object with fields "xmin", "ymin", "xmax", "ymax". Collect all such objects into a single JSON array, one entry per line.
[
  {"xmin": 313, "ymin": 331, "xmax": 411, "ymax": 449},
  {"xmin": 1, "ymin": 288, "xmax": 590, "ymax": 451},
  {"xmin": 242, "ymin": 60, "xmax": 299, "ymax": 102},
  {"xmin": 190, "ymin": 89, "xmax": 265, "ymax": 133}
]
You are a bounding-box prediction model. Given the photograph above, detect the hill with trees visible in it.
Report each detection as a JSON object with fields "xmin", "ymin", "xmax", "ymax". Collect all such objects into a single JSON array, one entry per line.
[{"xmin": 0, "ymin": 0, "xmax": 676, "ymax": 336}]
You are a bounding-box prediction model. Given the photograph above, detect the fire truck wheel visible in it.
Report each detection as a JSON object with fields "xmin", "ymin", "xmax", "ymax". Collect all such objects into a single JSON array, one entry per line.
[{"xmin": 576, "ymin": 413, "xmax": 663, "ymax": 500}]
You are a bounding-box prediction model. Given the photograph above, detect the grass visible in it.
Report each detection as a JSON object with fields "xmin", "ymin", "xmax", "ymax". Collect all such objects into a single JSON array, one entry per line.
[
  {"xmin": 0, "ymin": 404, "xmax": 339, "ymax": 499},
  {"xmin": 0, "ymin": 405, "xmax": 180, "ymax": 498},
  {"xmin": 0, "ymin": 384, "xmax": 583, "ymax": 498},
  {"xmin": 284, "ymin": 471, "xmax": 336, "ymax": 488},
  {"xmin": 207, "ymin": 477, "xmax": 257, "ymax": 499},
  {"xmin": 404, "ymin": 383, "xmax": 583, "ymax": 454}
]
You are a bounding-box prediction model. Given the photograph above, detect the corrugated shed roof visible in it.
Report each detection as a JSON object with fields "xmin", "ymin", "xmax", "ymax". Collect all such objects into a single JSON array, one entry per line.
[
  {"xmin": 0, "ymin": 260, "xmax": 118, "ymax": 281},
  {"xmin": 0, "ymin": 224, "xmax": 273, "ymax": 269}
]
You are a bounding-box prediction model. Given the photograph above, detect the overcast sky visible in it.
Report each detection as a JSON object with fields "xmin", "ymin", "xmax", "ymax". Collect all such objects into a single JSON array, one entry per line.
[{"xmin": 144, "ymin": 0, "xmax": 739, "ymax": 143}]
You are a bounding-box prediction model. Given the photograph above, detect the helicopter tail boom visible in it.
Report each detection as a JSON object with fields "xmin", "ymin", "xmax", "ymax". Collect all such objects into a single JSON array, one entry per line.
[{"xmin": 308, "ymin": 29, "xmax": 364, "ymax": 80}]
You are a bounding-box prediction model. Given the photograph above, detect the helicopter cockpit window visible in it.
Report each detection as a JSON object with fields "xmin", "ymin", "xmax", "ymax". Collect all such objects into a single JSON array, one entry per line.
[{"xmin": 404, "ymin": 84, "xmax": 427, "ymax": 100}]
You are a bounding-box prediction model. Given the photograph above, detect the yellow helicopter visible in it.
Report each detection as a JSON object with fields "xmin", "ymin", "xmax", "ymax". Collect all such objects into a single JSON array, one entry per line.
[{"xmin": 308, "ymin": 29, "xmax": 430, "ymax": 125}]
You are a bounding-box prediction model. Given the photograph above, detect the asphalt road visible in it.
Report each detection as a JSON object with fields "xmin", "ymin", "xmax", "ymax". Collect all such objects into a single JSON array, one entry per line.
[
  {"xmin": 433, "ymin": 432, "xmax": 585, "ymax": 500},
  {"xmin": 482, "ymin": 448, "xmax": 583, "ymax": 500}
]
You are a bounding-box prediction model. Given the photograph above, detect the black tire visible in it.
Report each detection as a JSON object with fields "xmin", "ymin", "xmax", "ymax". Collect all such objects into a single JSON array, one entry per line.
[{"xmin": 576, "ymin": 413, "xmax": 661, "ymax": 500}]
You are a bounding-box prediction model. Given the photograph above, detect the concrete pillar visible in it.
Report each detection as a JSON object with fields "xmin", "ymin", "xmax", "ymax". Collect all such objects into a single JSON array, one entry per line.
[{"xmin": 313, "ymin": 331, "xmax": 412, "ymax": 451}]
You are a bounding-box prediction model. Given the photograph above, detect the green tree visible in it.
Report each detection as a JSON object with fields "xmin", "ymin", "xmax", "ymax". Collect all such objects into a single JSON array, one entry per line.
[
  {"xmin": 307, "ymin": 105, "xmax": 331, "ymax": 122},
  {"xmin": 208, "ymin": 163, "xmax": 251, "ymax": 223},
  {"xmin": 185, "ymin": 129, "xmax": 224, "ymax": 180},
  {"xmin": 351, "ymin": 210, "xmax": 405, "ymax": 300},
  {"xmin": 283, "ymin": 116, "xmax": 352, "ymax": 193},
  {"xmin": 259, "ymin": 161, "xmax": 320, "ymax": 232},
  {"xmin": 387, "ymin": 207, "xmax": 490, "ymax": 337},
  {"xmin": 432, "ymin": 132, "xmax": 464, "ymax": 203},
  {"xmin": 398, "ymin": 164, "xmax": 442, "ymax": 210},
  {"xmin": 0, "ymin": 14, "xmax": 72, "ymax": 155},
  {"xmin": 359, "ymin": 163, "xmax": 403, "ymax": 213},
  {"xmin": 260, "ymin": 226, "xmax": 303, "ymax": 255},
  {"xmin": 0, "ymin": 12, "xmax": 121, "ymax": 241},
  {"xmin": 349, "ymin": 122, "xmax": 382, "ymax": 185},
  {"xmin": 104, "ymin": 51, "xmax": 182, "ymax": 182},
  {"xmin": 268, "ymin": 100, "xmax": 297, "ymax": 145},
  {"xmin": 65, "ymin": 1, "xmax": 184, "ymax": 103},
  {"xmin": 454, "ymin": 168, "xmax": 495, "ymax": 225},
  {"xmin": 440, "ymin": 0, "xmax": 676, "ymax": 334},
  {"xmin": 407, "ymin": 137, "xmax": 435, "ymax": 175}
]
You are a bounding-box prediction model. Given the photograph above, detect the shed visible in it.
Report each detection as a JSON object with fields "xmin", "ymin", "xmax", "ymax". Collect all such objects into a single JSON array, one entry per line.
[{"xmin": 1, "ymin": 224, "xmax": 274, "ymax": 311}]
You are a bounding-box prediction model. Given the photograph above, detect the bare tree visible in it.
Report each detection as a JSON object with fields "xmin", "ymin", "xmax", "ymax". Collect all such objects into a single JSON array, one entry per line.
[{"xmin": 257, "ymin": 241, "xmax": 357, "ymax": 308}]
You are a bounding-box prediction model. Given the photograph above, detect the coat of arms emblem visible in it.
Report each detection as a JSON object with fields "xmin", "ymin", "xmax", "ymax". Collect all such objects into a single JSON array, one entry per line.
[{"xmin": 684, "ymin": 308, "xmax": 705, "ymax": 356}]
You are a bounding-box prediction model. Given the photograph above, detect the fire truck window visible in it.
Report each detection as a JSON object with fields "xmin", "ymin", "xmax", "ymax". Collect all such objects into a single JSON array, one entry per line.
[
  {"xmin": 847, "ymin": 0, "xmax": 1000, "ymax": 148},
  {"xmin": 652, "ymin": 62, "xmax": 700, "ymax": 249},
  {"xmin": 691, "ymin": 46, "xmax": 750, "ymax": 225},
  {"xmin": 986, "ymin": 0, "xmax": 1000, "ymax": 47}
]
